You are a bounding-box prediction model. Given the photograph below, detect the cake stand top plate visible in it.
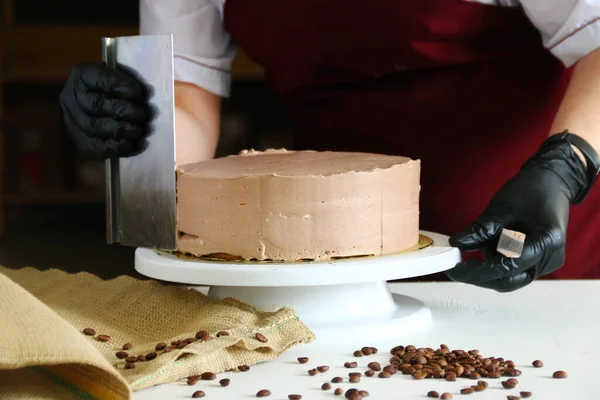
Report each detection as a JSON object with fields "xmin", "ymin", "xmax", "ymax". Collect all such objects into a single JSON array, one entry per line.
[{"xmin": 134, "ymin": 231, "xmax": 460, "ymax": 286}]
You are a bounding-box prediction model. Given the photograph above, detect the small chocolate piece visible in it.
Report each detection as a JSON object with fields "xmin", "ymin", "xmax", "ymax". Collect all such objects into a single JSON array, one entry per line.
[
  {"xmin": 191, "ymin": 390, "xmax": 205, "ymax": 398},
  {"xmin": 297, "ymin": 357, "xmax": 309, "ymax": 364},
  {"xmin": 553, "ymin": 370, "xmax": 567, "ymax": 379},
  {"xmin": 82, "ymin": 328, "xmax": 96, "ymax": 336},
  {"xmin": 115, "ymin": 351, "xmax": 128, "ymax": 359},
  {"xmin": 317, "ymin": 365, "xmax": 329, "ymax": 373},
  {"xmin": 532, "ymin": 360, "xmax": 543, "ymax": 368},
  {"xmin": 122, "ymin": 343, "xmax": 132, "ymax": 350},
  {"xmin": 321, "ymin": 383, "xmax": 332, "ymax": 390},
  {"xmin": 427, "ymin": 391, "xmax": 440, "ymax": 398},
  {"xmin": 256, "ymin": 389, "xmax": 271, "ymax": 397},
  {"xmin": 219, "ymin": 378, "xmax": 230, "ymax": 387},
  {"xmin": 255, "ymin": 333, "xmax": 268, "ymax": 343},
  {"xmin": 97, "ymin": 334, "xmax": 110, "ymax": 342}
]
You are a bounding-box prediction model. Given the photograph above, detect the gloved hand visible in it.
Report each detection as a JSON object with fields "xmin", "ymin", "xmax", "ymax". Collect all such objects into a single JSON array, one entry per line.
[
  {"xmin": 59, "ymin": 63, "xmax": 150, "ymax": 160},
  {"xmin": 446, "ymin": 135, "xmax": 589, "ymax": 292}
]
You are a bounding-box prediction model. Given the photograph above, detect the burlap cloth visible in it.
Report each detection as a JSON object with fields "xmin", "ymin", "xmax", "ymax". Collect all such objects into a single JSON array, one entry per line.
[{"xmin": 0, "ymin": 266, "xmax": 315, "ymax": 399}]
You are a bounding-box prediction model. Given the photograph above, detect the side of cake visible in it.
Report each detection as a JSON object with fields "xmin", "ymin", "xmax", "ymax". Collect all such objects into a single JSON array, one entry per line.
[{"xmin": 176, "ymin": 149, "xmax": 420, "ymax": 261}]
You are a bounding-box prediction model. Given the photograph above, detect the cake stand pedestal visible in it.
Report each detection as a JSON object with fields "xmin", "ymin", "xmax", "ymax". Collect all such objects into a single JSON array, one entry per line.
[{"xmin": 135, "ymin": 231, "xmax": 460, "ymax": 345}]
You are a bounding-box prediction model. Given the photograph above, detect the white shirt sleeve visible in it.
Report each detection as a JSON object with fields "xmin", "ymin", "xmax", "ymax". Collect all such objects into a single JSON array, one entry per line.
[
  {"xmin": 140, "ymin": 0, "xmax": 236, "ymax": 97},
  {"xmin": 519, "ymin": 0, "xmax": 600, "ymax": 67}
]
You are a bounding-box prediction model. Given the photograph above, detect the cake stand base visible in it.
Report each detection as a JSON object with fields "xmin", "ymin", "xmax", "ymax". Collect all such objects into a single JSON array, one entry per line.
[{"xmin": 135, "ymin": 231, "xmax": 460, "ymax": 345}]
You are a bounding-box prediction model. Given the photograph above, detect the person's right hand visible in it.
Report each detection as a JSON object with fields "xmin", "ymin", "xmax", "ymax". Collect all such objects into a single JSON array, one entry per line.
[{"xmin": 59, "ymin": 63, "xmax": 149, "ymax": 160}]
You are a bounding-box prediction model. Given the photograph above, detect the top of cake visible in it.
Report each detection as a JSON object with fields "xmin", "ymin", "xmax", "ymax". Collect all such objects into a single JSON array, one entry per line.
[{"xmin": 177, "ymin": 149, "xmax": 417, "ymax": 178}]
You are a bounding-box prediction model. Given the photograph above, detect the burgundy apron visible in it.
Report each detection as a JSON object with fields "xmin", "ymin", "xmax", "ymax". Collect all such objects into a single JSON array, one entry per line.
[{"xmin": 223, "ymin": 0, "xmax": 600, "ymax": 279}]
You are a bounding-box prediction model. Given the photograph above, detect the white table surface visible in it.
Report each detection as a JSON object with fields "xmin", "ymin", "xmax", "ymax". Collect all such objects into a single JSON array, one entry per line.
[{"xmin": 134, "ymin": 281, "xmax": 600, "ymax": 399}]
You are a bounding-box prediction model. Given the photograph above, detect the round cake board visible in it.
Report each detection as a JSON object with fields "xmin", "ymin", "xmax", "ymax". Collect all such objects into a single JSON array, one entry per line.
[{"xmin": 135, "ymin": 231, "xmax": 461, "ymax": 345}]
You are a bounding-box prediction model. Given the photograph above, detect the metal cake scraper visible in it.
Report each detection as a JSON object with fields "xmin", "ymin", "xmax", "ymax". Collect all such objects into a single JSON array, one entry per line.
[{"xmin": 101, "ymin": 34, "xmax": 177, "ymax": 250}]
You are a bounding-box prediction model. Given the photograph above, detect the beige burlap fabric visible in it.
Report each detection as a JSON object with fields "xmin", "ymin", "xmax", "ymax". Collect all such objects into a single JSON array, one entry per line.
[{"xmin": 0, "ymin": 266, "xmax": 315, "ymax": 400}]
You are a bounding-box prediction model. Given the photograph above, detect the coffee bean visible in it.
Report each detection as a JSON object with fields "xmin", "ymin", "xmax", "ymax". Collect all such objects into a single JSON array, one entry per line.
[
  {"xmin": 427, "ymin": 390, "xmax": 440, "ymax": 398},
  {"xmin": 97, "ymin": 335, "xmax": 110, "ymax": 342},
  {"xmin": 532, "ymin": 360, "xmax": 543, "ymax": 368},
  {"xmin": 370, "ymin": 347, "xmax": 378, "ymax": 354},
  {"xmin": 353, "ymin": 350, "xmax": 363, "ymax": 357},
  {"xmin": 345, "ymin": 389, "xmax": 360, "ymax": 399},
  {"xmin": 145, "ymin": 352, "xmax": 157, "ymax": 361},
  {"xmin": 488, "ymin": 371, "xmax": 501, "ymax": 378},
  {"xmin": 412, "ymin": 371, "xmax": 428, "ymax": 380},
  {"xmin": 506, "ymin": 378, "xmax": 518, "ymax": 386},
  {"xmin": 414, "ymin": 355, "xmax": 427, "ymax": 365},
  {"xmin": 471, "ymin": 385, "xmax": 484, "ymax": 392},
  {"xmin": 469, "ymin": 372, "xmax": 481, "ymax": 380},
  {"xmin": 507, "ymin": 396, "xmax": 520, "ymax": 400},
  {"xmin": 116, "ymin": 351, "xmax": 128, "ymax": 359},
  {"xmin": 191, "ymin": 390, "xmax": 205, "ymax": 398},
  {"xmin": 177, "ymin": 341, "xmax": 188, "ymax": 349},
  {"xmin": 171, "ymin": 340, "xmax": 182, "ymax": 346},
  {"xmin": 288, "ymin": 395, "xmax": 301, "ymax": 400},
  {"xmin": 348, "ymin": 372, "xmax": 361, "ymax": 378},
  {"xmin": 185, "ymin": 337, "xmax": 197, "ymax": 344},
  {"xmin": 297, "ymin": 357, "xmax": 309, "ymax": 364},
  {"xmin": 383, "ymin": 365, "xmax": 397, "ymax": 374},
  {"xmin": 477, "ymin": 380, "xmax": 488, "ymax": 388},
  {"xmin": 125, "ymin": 356, "xmax": 137, "ymax": 363},
  {"xmin": 321, "ymin": 382, "xmax": 332, "ymax": 390},
  {"xmin": 359, "ymin": 390, "xmax": 369, "ymax": 397},
  {"xmin": 122, "ymin": 343, "xmax": 132, "ymax": 350},
  {"xmin": 460, "ymin": 388, "xmax": 474, "ymax": 394},
  {"xmin": 502, "ymin": 380, "xmax": 517, "ymax": 389},
  {"xmin": 124, "ymin": 362, "xmax": 135, "ymax": 370},
  {"xmin": 255, "ymin": 332, "xmax": 268, "ymax": 343},
  {"xmin": 332, "ymin": 377, "xmax": 343, "ymax": 383},
  {"xmin": 349, "ymin": 376, "xmax": 360, "ymax": 383},
  {"xmin": 203, "ymin": 335, "xmax": 214, "ymax": 342},
  {"xmin": 344, "ymin": 361, "xmax": 358, "ymax": 368},
  {"xmin": 308, "ymin": 369, "xmax": 318, "ymax": 376},
  {"xmin": 552, "ymin": 370, "xmax": 567, "ymax": 379},
  {"xmin": 440, "ymin": 393, "xmax": 453, "ymax": 400},
  {"xmin": 361, "ymin": 347, "xmax": 373, "ymax": 355},
  {"xmin": 317, "ymin": 365, "xmax": 329, "ymax": 373},
  {"xmin": 82, "ymin": 328, "xmax": 96, "ymax": 336},
  {"xmin": 378, "ymin": 371, "xmax": 391, "ymax": 378},
  {"xmin": 195, "ymin": 331, "xmax": 207, "ymax": 340},
  {"xmin": 256, "ymin": 389, "xmax": 271, "ymax": 398},
  {"xmin": 187, "ymin": 377, "xmax": 200, "ymax": 386},
  {"xmin": 217, "ymin": 331, "xmax": 230, "ymax": 337},
  {"xmin": 367, "ymin": 362, "xmax": 381, "ymax": 371},
  {"xmin": 520, "ymin": 391, "xmax": 532, "ymax": 398},
  {"xmin": 364, "ymin": 370, "xmax": 375, "ymax": 377},
  {"xmin": 201, "ymin": 372, "xmax": 216, "ymax": 380},
  {"xmin": 137, "ymin": 355, "xmax": 146, "ymax": 362},
  {"xmin": 334, "ymin": 388, "xmax": 344, "ymax": 396},
  {"xmin": 154, "ymin": 342, "xmax": 166, "ymax": 351},
  {"xmin": 238, "ymin": 365, "xmax": 250, "ymax": 372},
  {"xmin": 165, "ymin": 345, "xmax": 177, "ymax": 352},
  {"xmin": 445, "ymin": 372, "xmax": 456, "ymax": 381},
  {"xmin": 219, "ymin": 378, "xmax": 230, "ymax": 387}
]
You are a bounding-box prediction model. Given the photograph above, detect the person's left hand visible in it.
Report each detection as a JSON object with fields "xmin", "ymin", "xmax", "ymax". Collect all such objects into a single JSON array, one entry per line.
[{"xmin": 445, "ymin": 136, "xmax": 589, "ymax": 292}]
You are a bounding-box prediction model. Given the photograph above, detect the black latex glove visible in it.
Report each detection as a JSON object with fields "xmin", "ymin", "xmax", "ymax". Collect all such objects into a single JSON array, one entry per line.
[
  {"xmin": 446, "ymin": 137, "xmax": 589, "ymax": 292},
  {"xmin": 59, "ymin": 63, "xmax": 150, "ymax": 160}
]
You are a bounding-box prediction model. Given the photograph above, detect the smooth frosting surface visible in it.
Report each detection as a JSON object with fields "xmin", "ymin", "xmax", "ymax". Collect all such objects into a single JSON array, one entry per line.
[{"xmin": 177, "ymin": 149, "xmax": 420, "ymax": 261}]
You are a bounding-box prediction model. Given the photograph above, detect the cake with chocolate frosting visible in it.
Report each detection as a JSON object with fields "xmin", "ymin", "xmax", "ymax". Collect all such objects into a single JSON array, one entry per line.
[{"xmin": 176, "ymin": 149, "xmax": 420, "ymax": 261}]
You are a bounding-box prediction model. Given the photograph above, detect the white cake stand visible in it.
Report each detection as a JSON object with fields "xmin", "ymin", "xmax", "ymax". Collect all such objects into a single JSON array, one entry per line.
[{"xmin": 135, "ymin": 231, "xmax": 460, "ymax": 345}]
